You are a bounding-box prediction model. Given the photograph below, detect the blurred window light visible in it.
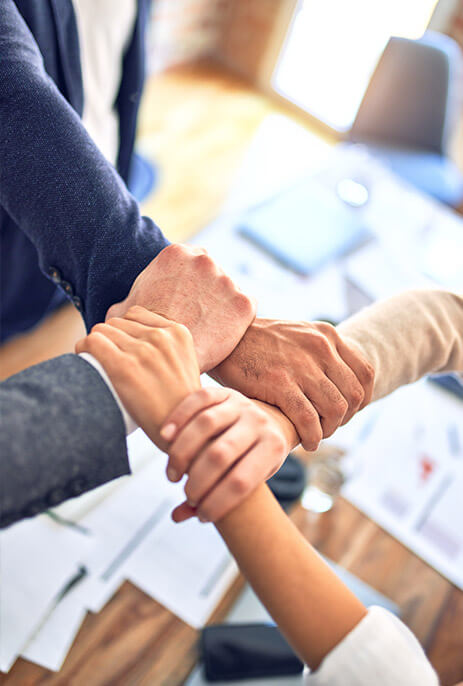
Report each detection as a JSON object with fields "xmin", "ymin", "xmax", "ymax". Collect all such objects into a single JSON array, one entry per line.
[{"xmin": 272, "ymin": 0, "xmax": 439, "ymax": 132}]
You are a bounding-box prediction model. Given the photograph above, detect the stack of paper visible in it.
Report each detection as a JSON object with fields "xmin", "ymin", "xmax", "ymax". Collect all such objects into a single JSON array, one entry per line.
[
  {"xmin": 1, "ymin": 431, "xmax": 237, "ymax": 673},
  {"xmin": 342, "ymin": 382, "xmax": 463, "ymax": 590},
  {"xmin": 0, "ymin": 516, "xmax": 93, "ymax": 672}
]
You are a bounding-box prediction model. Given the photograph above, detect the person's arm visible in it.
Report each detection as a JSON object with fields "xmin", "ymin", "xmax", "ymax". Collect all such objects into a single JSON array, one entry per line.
[
  {"xmin": 0, "ymin": 0, "xmax": 167, "ymax": 329},
  {"xmin": 0, "ymin": 310, "xmax": 201, "ymax": 529},
  {"xmin": 159, "ymin": 287, "xmax": 463, "ymax": 524},
  {"xmin": 209, "ymin": 288, "xmax": 463, "ymax": 451},
  {"xmin": 338, "ymin": 288, "xmax": 463, "ymax": 400},
  {"xmin": 0, "ymin": 2, "xmax": 257, "ymax": 366},
  {"xmin": 210, "ymin": 319, "xmax": 375, "ymax": 451},
  {"xmin": 216, "ymin": 484, "xmax": 438, "ymax": 685},
  {"xmin": 75, "ymin": 309, "xmax": 201, "ymax": 448},
  {"xmin": 0, "ymin": 354, "xmax": 129, "ymax": 529}
]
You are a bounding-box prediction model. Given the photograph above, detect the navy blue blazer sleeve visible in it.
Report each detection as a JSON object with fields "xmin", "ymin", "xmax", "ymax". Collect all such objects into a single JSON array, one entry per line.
[
  {"xmin": 0, "ymin": 0, "xmax": 169, "ymax": 330},
  {"xmin": 0, "ymin": 355, "xmax": 130, "ymax": 529}
]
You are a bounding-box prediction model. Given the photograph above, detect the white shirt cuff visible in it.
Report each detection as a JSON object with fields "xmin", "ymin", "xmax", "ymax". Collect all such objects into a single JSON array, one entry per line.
[
  {"xmin": 304, "ymin": 606, "xmax": 439, "ymax": 686},
  {"xmin": 79, "ymin": 352, "xmax": 138, "ymax": 436}
]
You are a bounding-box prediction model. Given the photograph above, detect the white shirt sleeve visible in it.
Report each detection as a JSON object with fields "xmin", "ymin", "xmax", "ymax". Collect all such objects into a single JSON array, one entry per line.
[
  {"xmin": 79, "ymin": 352, "xmax": 138, "ymax": 436},
  {"xmin": 303, "ymin": 606, "xmax": 439, "ymax": 686}
]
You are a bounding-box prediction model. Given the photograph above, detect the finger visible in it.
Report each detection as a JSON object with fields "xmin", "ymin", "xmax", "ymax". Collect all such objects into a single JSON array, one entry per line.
[
  {"xmin": 196, "ymin": 443, "xmax": 270, "ymax": 523},
  {"xmin": 105, "ymin": 317, "xmax": 167, "ymax": 342},
  {"xmin": 323, "ymin": 355, "xmax": 365, "ymax": 427},
  {"xmin": 166, "ymin": 398, "xmax": 240, "ymax": 482},
  {"xmin": 75, "ymin": 331, "xmax": 126, "ymax": 376},
  {"xmin": 184, "ymin": 419, "xmax": 259, "ymax": 506},
  {"xmin": 160, "ymin": 387, "xmax": 230, "ymax": 442},
  {"xmin": 171, "ymin": 501, "xmax": 196, "ymax": 523},
  {"xmin": 75, "ymin": 337, "xmax": 88, "ymax": 354},
  {"xmin": 89, "ymin": 323, "xmax": 143, "ymax": 354},
  {"xmin": 117, "ymin": 307, "xmax": 173, "ymax": 328},
  {"xmin": 278, "ymin": 388, "xmax": 323, "ymax": 452},
  {"xmin": 302, "ymin": 372, "xmax": 349, "ymax": 438},
  {"xmin": 335, "ymin": 338, "xmax": 375, "ymax": 412}
]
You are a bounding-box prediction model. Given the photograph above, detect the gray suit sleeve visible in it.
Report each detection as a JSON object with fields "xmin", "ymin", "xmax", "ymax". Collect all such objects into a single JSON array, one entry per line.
[{"xmin": 0, "ymin": 354, "xmax": 130, "ymax": 528}]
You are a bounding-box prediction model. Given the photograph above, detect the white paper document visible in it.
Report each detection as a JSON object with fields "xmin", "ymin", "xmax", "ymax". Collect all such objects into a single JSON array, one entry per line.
[
  {"xmin": 0, "ymin": 516, "xmax": 92, "ymax": 672},
  {"xmin": 76, "ymin": 448, "xmax": 237, "ymax": 628},
  {"xmin": 22, "ymin": 597, "xmax": 87, "ymax": 672},
  {"xmin": 124, "ymin": 512, "xmax": 237, "ymax": 628},
  {"xmin": 342, "ymin": 382, "xmax": 463, "ymax": 588},
  {"xmin": 3, "ymin": 431, "xmax": 237, "ymax": 673}
]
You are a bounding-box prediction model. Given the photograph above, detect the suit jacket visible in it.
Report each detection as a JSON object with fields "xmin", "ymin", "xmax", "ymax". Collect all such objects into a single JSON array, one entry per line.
[
  {"xmin": 0, "ymin": 0, "xmax": 167, "ymax": 342},
  {"xmin": 0, "ymin": 354, "xmax": 130, "ymax": 529}
]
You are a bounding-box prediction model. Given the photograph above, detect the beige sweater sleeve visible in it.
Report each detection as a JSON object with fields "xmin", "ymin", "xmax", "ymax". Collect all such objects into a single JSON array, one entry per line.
[{"xmin": 337, "ymin": 289, "xmax": 463, "ymax": 402}]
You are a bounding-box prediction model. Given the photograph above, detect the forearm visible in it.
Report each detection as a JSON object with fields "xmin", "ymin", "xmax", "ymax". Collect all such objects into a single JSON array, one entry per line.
[
  {"xmin": 0, "ymin": 0, "xmax": 168, "ymax": 329},
  {"xmin": 338, "ymin": 289, "xmax": 463, "ymax": 401},
  {"xmin": 0, "ymin": 355, "xmax": 129, "ymax": 528},
  {"xmin": 216, "ymin": 484, "xmax": 366, "ymax": 670}
]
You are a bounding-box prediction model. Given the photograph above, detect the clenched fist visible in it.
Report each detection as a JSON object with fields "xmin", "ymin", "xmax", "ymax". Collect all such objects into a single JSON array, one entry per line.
[
  {"xmin": 106, "ymin": 244, "xmax": 256, "ymax": 372},
  {"xmin": 212, "ymin": 318, "xmax": 375, "ymax": 451}
]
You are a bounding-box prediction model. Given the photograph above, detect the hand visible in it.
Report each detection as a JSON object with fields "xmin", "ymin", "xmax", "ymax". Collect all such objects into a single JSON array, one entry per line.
[
  {"xmin": 76, "ymin": 307, "xmax": 201, "ymax": 447},
  {"xmin": 211, "ymin": 319, "xmax": 375, "ymax": 451},
  {"xmin": 160, "ymin": 387, "xmax": 292, "ymax": 523},
  {"xmin": 106, "ymin": 244, "xmax": 256, "ymax": 373}
]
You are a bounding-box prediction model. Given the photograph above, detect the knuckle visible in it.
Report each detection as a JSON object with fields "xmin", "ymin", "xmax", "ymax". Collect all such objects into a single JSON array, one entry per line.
[
  {"xmin": 91, "ymin": 322, "xmax": 108, "ymax": 334},
  {"xmin": 218, "ymin": 273, "xmax": 233, "ymax": 288},
  {"xmin": 270, "ymin": 431, "xmax": 287, "ymax": 455},
  {"xmin": 191, "ymin": 245, "xmax": 208, "ymax": 256},
  {"xmin": 230, "ymin": 474, "xmax": 248, "ymax": 495},
  {"xmin": 195, "ymin": 252, "xmax": 214, "ymax": 271},
  {"xmin": 207, "ymin": 446, "xmax": 228, "ymax": 467},
  {"xmin": 315, "ymin": 321, "xmax": 335, "ymax": 337},
  {"xmin": 173, "ymin": 321, "xmax": 192, "ymax": 344},
  {"xmin": 163, "ymin": 243, "xmax": 183, "ymax": 259},
  {"xmin": 201, "ymin": 387, "xmax": 218, "ymax": 402},
  {"xmin": 198, "ymin": 411, "xmax": 216, "ymax": 432},
  {"xmin": 334, "ymin": 396, "xmax": 349, "ymax": 416},
  {"xmin": 349, "ymin": 386, "xmax": 364, "ymax": 407},
  {"xmin": 252, "ymin": 409, "xmax": 268, "ymax": 428},
  {"xmin": 311, "ymin": 332, "xmax": 331, "ymax": 355},
  {"xmin": 232, "ymin": 291, "xmax": 254, "ymax": 316}
]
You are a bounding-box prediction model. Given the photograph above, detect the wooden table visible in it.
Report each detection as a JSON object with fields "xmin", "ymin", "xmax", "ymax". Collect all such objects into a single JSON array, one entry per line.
[{"xmin": 1, "ymin": 62, "xmax": 463, "ymax": 686}]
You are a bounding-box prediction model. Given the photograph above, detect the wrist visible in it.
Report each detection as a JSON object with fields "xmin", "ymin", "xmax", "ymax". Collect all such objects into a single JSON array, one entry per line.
[
  {"xmin": 79, "ymin": 352, "xmax": 138, "ymax": 435},
  {"xmin": 255, "ymin": 400, "xmax": 299, "ymax": 452}
]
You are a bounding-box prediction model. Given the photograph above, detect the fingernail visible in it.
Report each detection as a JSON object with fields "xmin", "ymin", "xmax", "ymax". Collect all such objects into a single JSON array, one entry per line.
[
  {"xmin": 167, "ymin": 467, "xmax": 179, "ymax": 482},
  {"xmin": 161, "ymin": 423, "xmax": 176, "ymax": 441},
  {"xmin": 198, "ymin": 514, "xmax": 209, "ymax": 523},
  {"xmin": 187, "ymin": 498, "xmax": 196, "ymax": 508}
]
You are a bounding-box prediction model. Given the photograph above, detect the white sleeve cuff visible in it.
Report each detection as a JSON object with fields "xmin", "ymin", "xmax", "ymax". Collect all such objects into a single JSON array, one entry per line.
[
  {"xmin": 79, "ymin": 352, "xmax": 138, "ymax": 436},
  {"xmin": 304, "ymin": 606, "xmax": 439, "ymax": 686}
]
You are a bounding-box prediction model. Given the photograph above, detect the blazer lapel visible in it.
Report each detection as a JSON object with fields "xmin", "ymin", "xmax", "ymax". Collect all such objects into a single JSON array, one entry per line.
[{"xmin": 49, "ymin": 0, "xmax": 83, "ymax": 115}]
